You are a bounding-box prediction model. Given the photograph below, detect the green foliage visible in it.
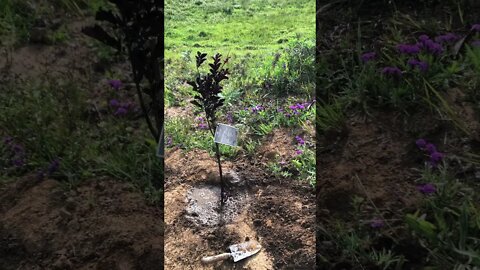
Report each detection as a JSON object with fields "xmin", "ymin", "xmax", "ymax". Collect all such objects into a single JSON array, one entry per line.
[
  {"xmin": 260, "ymin": 40, "xmax": 315, "ymax": 96},
  {"xmin": 291, "ymin": 146, "xmax": 315, "ymax": 186},
  {"xmin": 0, "ymin": 0, "xmax": 108, "ymax": 45},
  {"xmin": 404, "ymin": 165, "xmax": 480, "ymax": 268},
  {"xmin": 0, "ymin": 0, "xmax": 36, "ymax": 44},
  {"xmin": 0, "ymin": 77, "xmax": 162, "ymax": 200},
  {"xmin": 164, "ymin": 0, "xmax": 315, "ymax": 186},
  {"xmin": 317, "ymin": 99, "xmax": 345, "ymax": 133}
]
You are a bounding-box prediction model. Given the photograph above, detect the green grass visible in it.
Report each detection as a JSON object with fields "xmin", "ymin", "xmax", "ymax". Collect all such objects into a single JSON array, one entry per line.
[
  {"xmin": 0, "ymin": 76, "xmax": 162, "ymax": 204},
  {"xmin": 165, "ymin": 0, "xmax": 314, "ymax": 59},
  {"xmin": 164, "ymin": 0, "xmax": 316, "ymax": 186},
  {"xmin": 0, "ymin": 0, "xmax": 107, "ymax": 46}
]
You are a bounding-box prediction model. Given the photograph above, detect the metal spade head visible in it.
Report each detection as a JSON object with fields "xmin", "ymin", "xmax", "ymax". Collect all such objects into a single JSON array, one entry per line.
[{"xmin": 228, "ymin": 240, "xmax": 262, "ymax": 262}]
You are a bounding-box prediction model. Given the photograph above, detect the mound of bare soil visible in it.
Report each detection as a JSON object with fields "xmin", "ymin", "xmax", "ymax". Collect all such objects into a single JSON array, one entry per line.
[
  {"xmin": 164, "ymin": 140, "xmax": 315, "ymax": 269},
  {"xmin": 0, "ymin": 176, "xmax": 163, "ymax": 270}
]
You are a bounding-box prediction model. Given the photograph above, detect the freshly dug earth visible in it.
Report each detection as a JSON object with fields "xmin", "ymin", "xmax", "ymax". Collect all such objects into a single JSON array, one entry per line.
[
  {"xmin": 316, "ymin": 112, "xmax": 427, "ymax": 268},
  {"xmin": 164, "ymin": 132, "xmax": 315, "ymax": 269},
  {"xmin": 0, "ymin": 176, "xmax": 163, "ymax": 270}
]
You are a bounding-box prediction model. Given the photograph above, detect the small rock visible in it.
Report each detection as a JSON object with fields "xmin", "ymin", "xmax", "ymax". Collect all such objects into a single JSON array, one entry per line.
[{"xmin": 225, "ymin": 171, "xmax": 244, "ymax": 186}]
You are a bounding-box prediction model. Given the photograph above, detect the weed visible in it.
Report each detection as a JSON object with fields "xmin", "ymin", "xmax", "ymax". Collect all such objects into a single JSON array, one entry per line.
[{"xmin": 316, "ymin": 99, "xmax": 345, "ymax": 134}]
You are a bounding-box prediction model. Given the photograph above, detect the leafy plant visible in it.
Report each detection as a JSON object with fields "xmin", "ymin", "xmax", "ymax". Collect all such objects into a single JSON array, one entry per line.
[
  {"xmin": 188, "ymin": 51, "xmax": 230, "ymax": 205},
  {"xmin": 82, "ymin": 0, "xmax": 164, "ymax": 142}
]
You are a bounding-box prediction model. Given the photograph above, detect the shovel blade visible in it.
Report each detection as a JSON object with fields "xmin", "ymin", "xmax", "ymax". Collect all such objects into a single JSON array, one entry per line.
[{"xmin": 229, "ymin": 240, "xmax": 262, "ymax": 262}]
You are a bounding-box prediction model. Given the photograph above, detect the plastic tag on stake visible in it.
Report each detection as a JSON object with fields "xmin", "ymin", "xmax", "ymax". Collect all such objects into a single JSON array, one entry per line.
[
  {"xmin": 214, "ymin": 123, "xmax": 238, "ymax": 147},
  {"xmin": 156, "ymin": 125, "xmax": 164, "ymax": 158}
]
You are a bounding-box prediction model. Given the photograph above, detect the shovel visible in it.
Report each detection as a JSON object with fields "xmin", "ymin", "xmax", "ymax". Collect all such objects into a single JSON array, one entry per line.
[{"xmin": 201, "ymin": 240, "xmax": 262, "ymax": 264}]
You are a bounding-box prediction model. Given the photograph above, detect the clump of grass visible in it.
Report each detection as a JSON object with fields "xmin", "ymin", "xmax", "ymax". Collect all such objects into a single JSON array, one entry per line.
[
  {"xmin": 260, "ymin": 39, "xmax": 315, "ymax": 96},
  {"xmin": 0, "ymin": 76, "xmax": 162, "ymax": 202}
]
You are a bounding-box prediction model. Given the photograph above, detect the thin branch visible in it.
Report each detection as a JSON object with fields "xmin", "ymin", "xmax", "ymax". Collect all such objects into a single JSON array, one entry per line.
[{"xmin": 128, "ymin": 48, "xmax": 158, "ymax": 140}]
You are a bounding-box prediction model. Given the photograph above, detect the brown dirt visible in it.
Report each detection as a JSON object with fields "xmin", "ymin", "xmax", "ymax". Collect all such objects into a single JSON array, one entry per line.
[
  {"xmin": 164, "ymin": 143, "xmax": 315, "ymax": 269},
  {"xmin": 0, "ymin": 19, "xmax": 96, "ymax": 80},
  {"xmin": 258, "ymin": 128, "xmax": 299, "ymax": 163},
  {"xmin": 317, "ymin": 112, "xmax": 423, "ymax": 218},
  {"xmin": 0, "ymin": 175, "xmax": 163, "ymax": 270}
]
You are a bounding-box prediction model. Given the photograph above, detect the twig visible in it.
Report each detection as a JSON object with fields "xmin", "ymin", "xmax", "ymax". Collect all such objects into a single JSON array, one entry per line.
[{"xmin": 129, "ymin": 48, "xmax": 158, "ymax": 140}]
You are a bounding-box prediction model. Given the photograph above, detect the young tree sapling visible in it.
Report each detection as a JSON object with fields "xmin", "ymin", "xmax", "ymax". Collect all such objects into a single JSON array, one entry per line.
[{"xmin": 188, "ymin": 51, "xmax": 230, "ymax": 206}]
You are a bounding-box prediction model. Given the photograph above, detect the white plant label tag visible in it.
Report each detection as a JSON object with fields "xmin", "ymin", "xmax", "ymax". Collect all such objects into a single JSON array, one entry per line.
[
  {"xmin": 156, "ymin": 125, "xmax": 164, "ymax": 158},
  {"xmin": 214, "ymin": 123, "xmax": 238, "ymax": 147}
]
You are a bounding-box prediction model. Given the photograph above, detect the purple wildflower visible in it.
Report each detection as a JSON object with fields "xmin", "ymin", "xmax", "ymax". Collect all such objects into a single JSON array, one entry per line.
[
  {"xmin": 416, "ymin": 61, "xmax": 429, "ymax": 72},
  {"xmin": 166, "ymin": 136, "xmax": 173, "ymax": 146},
  {"xmin": 423, "ymin": 39, "xmax": 444, "ymax": 55},
  {"xmin": 407, "ymin": 59, "xmax": 429, "ymax": 72},
  {"xmin": 295, "ymin": 136, "xmax": 305, "ymax": 145},
  {"xmin": 12, "ymin": 158, "xmax": 25, "ymax": 167},
  {"xmin": 361, "ymin": 52, "xmax": 376, "ymax": 63},
  {"xmin": 279, "ymin": 160, "xmax": 287, "ymax": 166},
  {"xmin": 114, "ymin": 107, "xmax": 128, "ymax": 116},
  {"xmin": 198, "ymin": 123, "xmax": 208, "ymax": 130},
  {"xmin": 419, "ymin": 34, "xmax": 430, "ymax": 42},
  {"xmin": 251, "ymin": 105, "xmax": 264, "ymax": 113},
  {"xmin": 416, "ymin": 139, "xmax": 427, "ymax": 149},
  {"xmin": 381, "ymin": 66, "xmax": 402, "ymax": 77},
  {"xmin": 47, "ymin": 159, "xmax": 60, "ymax": 175},
  {"xmin": 430, "ymin": 151, "xmax": 444, "ymax": 164},
  {"xmin": 425, "ymin": 143, "xmax": 437, "ymax": 154},
  {"xmin": 196, "ymin": 117, "xmax": 209, "ymax": 130},
  {"xmin": 3, "ymin": 136, "xmax": 13, "ymax": 145},
  {"xmin": 226, "ymin": 112, "xmax": 234, "ymax": 124},
  {"xmin": 108, "ymin": 79, "xmax": 122, "ymax": 90},
  {"xmin": 12, "ymin": 144, "xmax": 23, "ymax": 153},
  {"xmin": 435, "ymin": 33, "xmax": 460, "ymax": 43},
  {"xmin": 417, "ymin": 183, "xmax": 436, "ymax": 195},
  {"xmin": 370, "ymin": 218, "xmax": 384, "ymax": 229},
  {"xmin": 277, "ymin": 108, "xmax": 284, "ymax": 112},
  {"xmin": 396, "ymin": 44, "xmax": 421, "ymax": 55},
  {"xmin": 109, "ymin": 99, "xmax": 120, "ymax": 107},
  {"xmin": 471, "ymin": 24, "xmax": 480, "ymax": 32},
  {"xmin": 295, "ymin": 149, "xmax": 303, "ymax": 156}
]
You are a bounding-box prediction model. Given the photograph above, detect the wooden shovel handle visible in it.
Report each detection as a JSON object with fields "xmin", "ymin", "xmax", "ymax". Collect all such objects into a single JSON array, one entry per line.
[{"xmin": 201, "ymin": 253, "xmax": 231, "ymax": 264}]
